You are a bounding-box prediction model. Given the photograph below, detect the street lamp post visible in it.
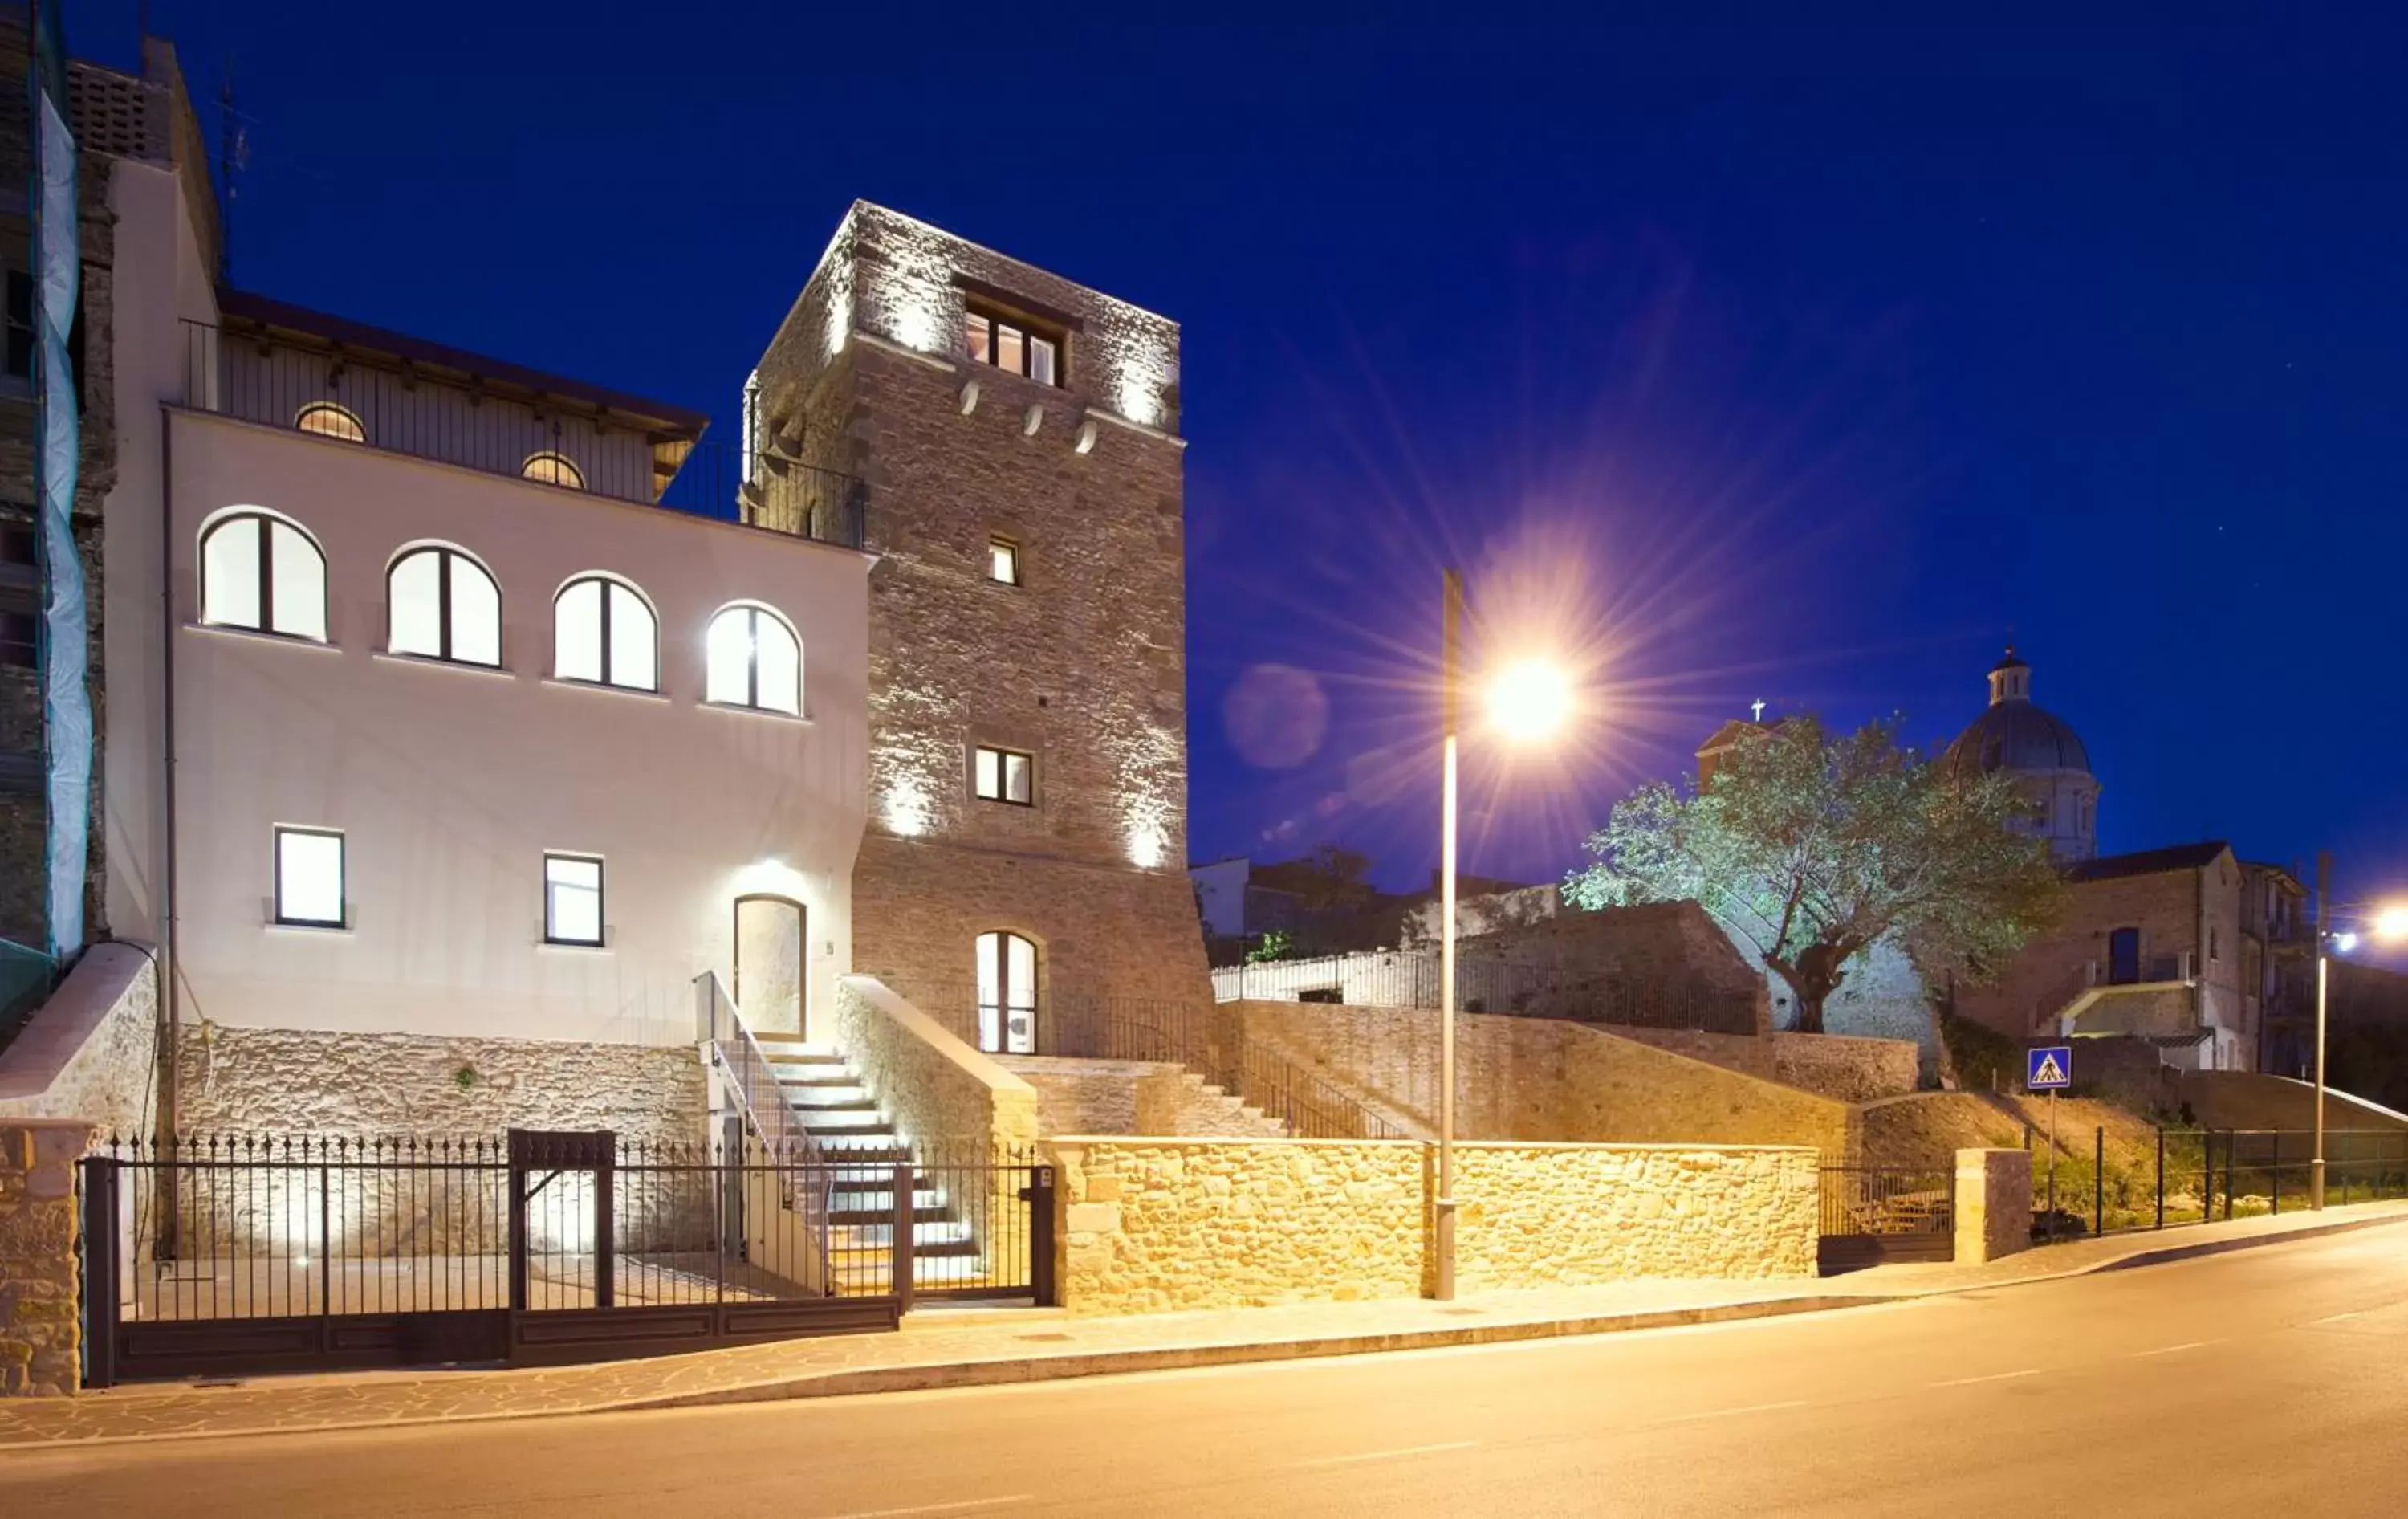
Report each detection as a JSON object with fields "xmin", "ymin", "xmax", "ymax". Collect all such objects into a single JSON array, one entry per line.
[
  {"xmin": 1436, "ymin": 569, "xmax": 1462, "ymax": 1299},
  {"xmin": 2309, "ymin": 864, "xmax": 2407, "ymax": 1211},
  {"xmin": 1431, "ymin": 568, "xmax": 1573, "ymax": 1300}
]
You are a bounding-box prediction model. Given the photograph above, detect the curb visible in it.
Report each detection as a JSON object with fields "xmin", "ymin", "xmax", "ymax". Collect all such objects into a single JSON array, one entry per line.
[{"xmin": 7, "ymin": 1206, "xmax": 2404, "ymax": 1451}]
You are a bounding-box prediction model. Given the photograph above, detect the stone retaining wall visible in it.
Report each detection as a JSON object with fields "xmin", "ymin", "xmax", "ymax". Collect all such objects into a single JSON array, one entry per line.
[
  {"xmin": 1605, "ymin": 1025, "xmax": 1920, "ymax": 1104},
  {"xmin": 0, "ymin": 943, "xmax": 157, "ymax": 1132},
  {"xmin": 1233, "ymin": 1000, "xmax": 1857, "ymax": 1158},
  {"xmin": 1050, "ymin": 1135, "xmax": 1818, "ymax": 1315},
  {"xmin": 0, "ymin": 1120, "xmax": 92, "ymax": 1397}
]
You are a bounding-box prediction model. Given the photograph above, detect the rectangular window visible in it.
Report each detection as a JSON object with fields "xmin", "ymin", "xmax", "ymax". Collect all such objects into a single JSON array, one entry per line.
[
  {"xmin": 544, "ymin": 853, "xmax": 604, "ymax": 947},
  {"xmin": 961, "ymin": 297, "xmax": 1064, "ymax": 386},
  {"xmin": 274, "ymin": 826, "xmax": 346, "ymax": 927},
  {"xmin": 989, "ymin": 536, "xmax": 1020, "ymax": 585},
  {"xmin": 973, "ymin": 745, "xmax": 1034, "ymax": 805}
]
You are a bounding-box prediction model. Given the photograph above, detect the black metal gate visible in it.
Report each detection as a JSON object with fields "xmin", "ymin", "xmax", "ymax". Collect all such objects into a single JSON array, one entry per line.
[
  {"xmin": 76, "ymin": 1130, "xmax": 1043, "ymax": 1387},
  {"xmin": 1817, "ymin": 1165, "xmax": 1955, "ymax": 1274}
]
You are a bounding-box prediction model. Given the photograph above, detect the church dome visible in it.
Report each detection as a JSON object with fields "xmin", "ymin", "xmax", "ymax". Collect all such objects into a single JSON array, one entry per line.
[{"xmin": 1942, "ymin": 649, "xmax": 2092, "ymax": 778}]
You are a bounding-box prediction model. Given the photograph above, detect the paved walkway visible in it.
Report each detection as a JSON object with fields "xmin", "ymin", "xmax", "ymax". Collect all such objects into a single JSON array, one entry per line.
[{"xmin": 6, "ymin": 1197, "xmax": 2403, "ymax": 1450}]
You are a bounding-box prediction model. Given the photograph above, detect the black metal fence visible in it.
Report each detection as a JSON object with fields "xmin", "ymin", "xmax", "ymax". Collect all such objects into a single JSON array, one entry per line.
[
  {"xmin": 1816, "ymin": 1165, "xmax": 1955, "ymax": 1273},
  {"xmin": 2025, "ymin": 1126, "xmax": 2408, "ymax": 1241},
  {"xmin": 177, "ymin": 319, "xmax": 864, "ymax": 548},
  {"xmin": 79, "ymin": 1130, "xmax": 1029, "ymax": 1385},
  {"xmin": 1210, "ymin": 954, "xmax": 1759, "ymax": 1036}
]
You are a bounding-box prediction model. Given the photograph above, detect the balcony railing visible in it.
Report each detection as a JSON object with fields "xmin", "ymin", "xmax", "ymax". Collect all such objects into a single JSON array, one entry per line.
[{"xmin": 177, "ymin": 319, "xmax": 864, "ymax": 550}]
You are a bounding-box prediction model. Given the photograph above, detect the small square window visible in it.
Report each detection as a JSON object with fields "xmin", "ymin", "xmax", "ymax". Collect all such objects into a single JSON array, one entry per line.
[
  {"xmin": 274, "ymin": 826, "xmax": 345, "ymax": 927},
  {"xmin": 545, "ymin": 853, "xmax": 604, "ymax": 947},
  {"xmin": 989, "ymin": 536, "xmax": 1020, "ymax": 586},
  {"xmin": 961, "ymin": 297, "xmax": 1066, "ymax": 386},
  {"xmin": 974, "ymin": 745, "xmax": 1034, "ymax": 805}
]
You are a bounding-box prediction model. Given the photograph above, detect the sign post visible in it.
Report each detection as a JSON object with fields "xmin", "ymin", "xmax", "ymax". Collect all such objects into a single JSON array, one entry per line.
[{"xmin": 2028, "ymin": 1045, "xmax": 2073, "ymax": 1230}]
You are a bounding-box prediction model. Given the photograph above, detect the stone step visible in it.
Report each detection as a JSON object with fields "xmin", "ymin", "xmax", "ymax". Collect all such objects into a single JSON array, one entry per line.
[
  {"xmin": 787, "ymin": 1094, "xmax": 878, "ymax": 1113},
  {"xmin": 830, "ymin": 1221, "xmax": 979, "ymax": 1255}
]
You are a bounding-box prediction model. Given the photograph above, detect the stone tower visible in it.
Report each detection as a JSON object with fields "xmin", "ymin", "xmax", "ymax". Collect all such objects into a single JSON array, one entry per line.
[
  {"xmin": 747, "ymin": 202, "xmax": 1203, "ymax": 1047},
  {"xmin": 1942, "ymin": 648, "xmax": 2100, "ymax": 862}
]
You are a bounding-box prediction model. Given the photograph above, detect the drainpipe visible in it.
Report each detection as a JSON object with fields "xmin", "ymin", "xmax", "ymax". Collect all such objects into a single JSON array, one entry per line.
[{"xmin": 157, "ymin": 407, "xmax": 179, "ymax": 1148}]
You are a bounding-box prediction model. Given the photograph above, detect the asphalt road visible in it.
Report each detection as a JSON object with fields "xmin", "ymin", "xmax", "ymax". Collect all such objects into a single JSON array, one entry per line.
[{"xmin": 10, "ymin": 1225, "xmax": 2408, "ymax": 1517}]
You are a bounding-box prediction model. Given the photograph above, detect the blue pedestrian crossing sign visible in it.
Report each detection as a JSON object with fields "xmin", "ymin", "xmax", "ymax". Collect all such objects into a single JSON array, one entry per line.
[{"xmin": 2027, "ymin": 1045, "xmax": 2072, "ymax": 1091}]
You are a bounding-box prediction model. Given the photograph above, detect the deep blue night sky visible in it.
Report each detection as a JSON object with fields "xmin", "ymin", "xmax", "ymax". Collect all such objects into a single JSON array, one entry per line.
[{"xmin": 86, "ymin": 6, "xmax": 2408, "ymax": 946}]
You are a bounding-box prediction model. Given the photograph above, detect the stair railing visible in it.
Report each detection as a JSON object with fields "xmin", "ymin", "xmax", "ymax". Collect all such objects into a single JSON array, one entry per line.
[{"xmin": 695, "ymin": 971, "xmax": 834, "ymax": 1289}]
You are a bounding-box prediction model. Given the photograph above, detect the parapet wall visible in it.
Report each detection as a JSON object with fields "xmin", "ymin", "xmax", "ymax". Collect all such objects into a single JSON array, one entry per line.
[{"xmin": 1050, "ymin": 1136, "xmax": 1817, "ymax": 1315}]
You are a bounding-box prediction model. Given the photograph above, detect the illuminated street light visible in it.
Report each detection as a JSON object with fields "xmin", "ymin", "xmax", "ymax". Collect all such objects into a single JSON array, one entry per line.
[
  {"xmin": 1435, "ymin": 570, "xmax": 1574, "ymax": 1300},
  {"xmin": 2311, "ymin": 875, "xmax": 2406, "ymax": 1209}
]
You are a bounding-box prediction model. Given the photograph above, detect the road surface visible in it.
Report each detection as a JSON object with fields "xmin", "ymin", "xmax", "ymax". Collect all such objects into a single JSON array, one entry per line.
[{"xmin": 8, "ymin": 1224, "xmax": 2408, "ymax": 1517}]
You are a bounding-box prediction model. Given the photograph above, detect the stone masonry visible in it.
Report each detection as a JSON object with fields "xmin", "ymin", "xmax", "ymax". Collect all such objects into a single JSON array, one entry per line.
[
  {"xmin": 1953, "ymin": 1146, "xmax": 2032, "ymax": 1264},
  {"xmin": 750, "ymin": 202, "xmax": 1208, "ymax": 1032},
  {"xmin": 173, "ymin": 1026, "xmax": 706, "ymax": 1143},
  {"xmin": 1049, "ymin": 1136, "xmax": 1819, "ymax": 1315},
  {"xmin": 0, "ymin": 1119, "xmax": 91, "ymax": 1396}
]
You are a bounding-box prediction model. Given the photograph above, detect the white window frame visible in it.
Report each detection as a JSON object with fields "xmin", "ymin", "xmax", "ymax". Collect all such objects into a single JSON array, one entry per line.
[
  {"xmin": 989, "ymin": 536, "xmax": 1021, "ymax": 586},
  {"xmin": 975, "ymin": 930, "xmax": 1039, "ymax": 1054}
]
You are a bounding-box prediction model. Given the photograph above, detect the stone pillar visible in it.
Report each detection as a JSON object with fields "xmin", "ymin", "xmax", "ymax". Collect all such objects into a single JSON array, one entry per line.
[
  {"xmin": 1954, "ymin": 1146, "xmax": 2032, "ymax": 1265},
  {"xmin": 1, "ymin": 1119, "xmax": 95, "ymax": 1397}
]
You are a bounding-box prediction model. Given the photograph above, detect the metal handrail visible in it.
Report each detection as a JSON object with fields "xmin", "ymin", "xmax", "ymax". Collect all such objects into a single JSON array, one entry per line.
[{"xmin": 695, "ymin": 972, "xmax": 834, "ymax": 1285}]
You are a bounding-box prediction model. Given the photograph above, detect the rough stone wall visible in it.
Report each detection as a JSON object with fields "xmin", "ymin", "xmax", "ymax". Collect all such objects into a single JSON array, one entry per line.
[
  {"xmin": 1232, "ymin": 1000, "xmax": 1857, "ymax": 1159},
  {"xmin": 1051, "ymin": 1136, "xmax": 1820, "ymax": 1315},
  {"xmin": 1953, "ymin": 1146, "xmax": 2031, "ymax": 1264},
  {"xmin": 1452, "ymin": 902, "xmax": 1767, "ymax": 1030},
  {"xmin": 750, "ymin": 202, "xmax": 1206, "ymax": 1020},
  {"xmin": 0, "ymin": 941, "xmax": 155, "ymax": 1130},
  {"xmin": 172, "ymin": 1025, "xmax": 706, "ymax": 1143},
  {"xmin": 995, "ymin": 1055, "xmax": 1153, "ymax": 1135},
  {"xmin": 1452, "ymin": 1143, "xmax": 1817, "ymax": 1289},
  {"xmin": 0, "ymin": 1119, "xmax": 91, "ymax": 1396},
  {"xmin": 1606, "ymin": 1026, "xmax": 1919, "ymax": 1104},
  {"xmin": 1133, "ymin": 1069, "xmax": 1284, "ymax": 1138},
  {"xmin": 831, "ymin": 978, "xmax": 1039, "ymax": 1159},
  {"xmin": 851, "ymin": 837, "xmax": 1211, "ymax": 1039}
]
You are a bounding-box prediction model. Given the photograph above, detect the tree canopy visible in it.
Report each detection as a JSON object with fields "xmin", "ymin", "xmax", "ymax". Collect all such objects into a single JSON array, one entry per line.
[{"xmin": 1563, "ymin": 715, "xmax": 2065, "ymax": 1033}]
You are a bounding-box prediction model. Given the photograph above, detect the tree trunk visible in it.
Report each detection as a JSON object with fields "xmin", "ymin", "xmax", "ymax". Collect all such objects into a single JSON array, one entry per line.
[{"xmin": 1788, "ymin": 943, "xmax": 1849, "ymax": 1036}]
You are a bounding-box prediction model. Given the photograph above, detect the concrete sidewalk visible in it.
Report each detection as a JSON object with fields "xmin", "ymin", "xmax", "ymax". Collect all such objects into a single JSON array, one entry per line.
[{"xmin": 6, "ymin": 1196, "xmax": 2404, "ymax": 1451}]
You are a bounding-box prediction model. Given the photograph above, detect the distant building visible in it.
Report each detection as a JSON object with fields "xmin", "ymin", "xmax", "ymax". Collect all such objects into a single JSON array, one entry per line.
[
  {"xmin": 1940, "ymin": 648, "xmax": 2100, "ymax": 863},
  {"xmin": 1190, "ymin": 857, "xmax": 1306, "ymax": 943},
  {"xmin": 1950, "ymin": 841, "xmax": 2264, "ymax": 1071}
]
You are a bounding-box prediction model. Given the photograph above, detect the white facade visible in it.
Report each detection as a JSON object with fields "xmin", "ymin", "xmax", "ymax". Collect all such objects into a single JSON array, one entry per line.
[{"xmin": 157, "ymin": 413, "xmax": 869, "ymax": 1046}]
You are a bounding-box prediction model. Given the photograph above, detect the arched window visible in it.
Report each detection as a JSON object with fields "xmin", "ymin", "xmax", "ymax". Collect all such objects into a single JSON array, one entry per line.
[
  {"xmin": 295, "ymin": 401, "xmax": 366, "ymax": 444},
  {"xmin": 521, "ymin": 451, "xmax": 585, "ymax": 490},
  {"xmin": 975, "ymin": 931, "xmax": 1038, "ymax": 1054},
  {"xmin": 388, "ymin": 544, "xmax": 502, "ymax": 666},
  {"xmin": 198, "ymin": 510, "xmax": 328, "ymax": 641},
  {"xmin": 553, "ymin": 574, "xmax": 657, "ymax": 690},
  {"xmin": 705, "ymin": 603, "xmax": 800, "ymax": 715}
]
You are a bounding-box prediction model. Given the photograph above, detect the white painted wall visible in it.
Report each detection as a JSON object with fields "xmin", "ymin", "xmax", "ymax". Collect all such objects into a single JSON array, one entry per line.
[
  {"xmin": 103, "ymin": 154, "xmax": 221, "ymax": 947},
  {"xmin": 163, "ymin": 410, "xmax": 870, "ymax": 1046}
]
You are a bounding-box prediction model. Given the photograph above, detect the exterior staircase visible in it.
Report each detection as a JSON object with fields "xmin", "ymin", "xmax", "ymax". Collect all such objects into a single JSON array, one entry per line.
[{"xmin": 747, "ymin": 1033, "xmax": 980, "ymax": 1292}]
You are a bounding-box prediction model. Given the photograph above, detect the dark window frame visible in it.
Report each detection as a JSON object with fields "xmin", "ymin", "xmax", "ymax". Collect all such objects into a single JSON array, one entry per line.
[
  {"xmin": 961, "ymin": 296, "xmax": 1065, "ymax": 387},
  {"xmin": 975, "ymin": 929, "xmax": 1039, "ymax": 1055},
  {"xmin": 554, "ymin": 574, "xmax": 656, "ymax": 691},
  {"xmin": 973, "ymin": 744, "xmax": 1036, "ymax": 806},
  {"xmin": 988, "ymin": 535, "xmax": 1022, "ymax": 587},
  {"xmin": 709, "ymin": 603, "xmax": 800, "ymax": 714},
  {"xmin": 543, "ymin": 852, "xmax": 607, "ymax": 948},
  {"xmin": 272, "ymin": 824, "xmax": 348, "ymax": 929},
  {"xmin": 200, "ymin": 510, "xmax": 328, "ymax": 642},
  {"xmin": 388, "ymin": 544, "xmax": 502, "ymax": 667}
]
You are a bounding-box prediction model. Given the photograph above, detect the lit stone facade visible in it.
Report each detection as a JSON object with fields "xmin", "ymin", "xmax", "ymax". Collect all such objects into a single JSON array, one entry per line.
[
  {"xmin": 0, "ymin": 1119, "xmax": 92, "ymax": 1396},
  {"xmin": 750, "ymin": 203, "xmax": 1206, "ymax": 1037},
  {"xmin": 1048, "ymin": 1136, "xmax": 1819, "ymax": 1315}
]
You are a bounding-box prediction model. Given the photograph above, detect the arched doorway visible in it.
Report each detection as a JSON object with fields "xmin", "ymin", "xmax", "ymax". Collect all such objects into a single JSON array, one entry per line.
[
  {"xmin": 975, "ymin": 931, "xmax": 1038, "ymax": 1054},
  {"xmin": 734, "ymin": 894, "xmax": 807, "ymax": 1036}
]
